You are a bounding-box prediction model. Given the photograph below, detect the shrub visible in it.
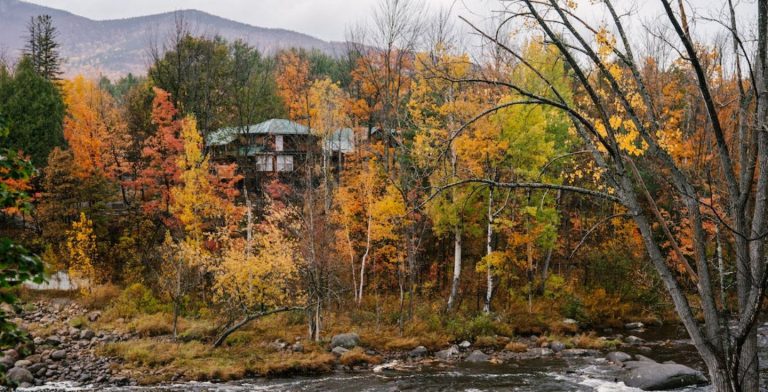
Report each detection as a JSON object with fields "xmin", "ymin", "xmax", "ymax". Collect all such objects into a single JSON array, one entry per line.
[
  {"xmin": 68, "ymin": 316, "xmax": 88, "ymax": 329},
  {"xmin": 104, "ymin": 283, "xmax": 165, "ymax": 320}
]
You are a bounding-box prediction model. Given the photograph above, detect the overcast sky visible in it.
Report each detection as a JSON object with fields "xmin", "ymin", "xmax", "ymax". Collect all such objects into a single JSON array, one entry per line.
[
  {"xmin": 25, "ymin": 0, "xmax": 493, "ymax": 42},
  {"xmin": 22, "ymin": 0, "xmax": 755, "ymax": 45}
]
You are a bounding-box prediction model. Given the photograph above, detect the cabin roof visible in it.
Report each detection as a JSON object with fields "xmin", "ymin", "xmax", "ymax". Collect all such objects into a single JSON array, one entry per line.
[{"xmin": 206, "ymin": 119, "xmax": 310, "ymax": 146}]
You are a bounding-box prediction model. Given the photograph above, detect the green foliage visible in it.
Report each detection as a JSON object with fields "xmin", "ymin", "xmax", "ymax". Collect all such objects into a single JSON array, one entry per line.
[
  {"xmin": 0, "ymin": 145, "xmax": 45, "ymax": 349},
  {"xmin": 104, "ymin": 283, "xmax": 165, "ymax": 320},
  {"xmin": 0, "ymin": 57, "xmax": 65, "ymax": 166}
]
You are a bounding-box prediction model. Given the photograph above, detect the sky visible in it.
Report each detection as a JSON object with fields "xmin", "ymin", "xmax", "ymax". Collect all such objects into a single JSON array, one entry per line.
[{"xmin": 24, "ymin": 0, "xmax": 492, "ymax": 42}]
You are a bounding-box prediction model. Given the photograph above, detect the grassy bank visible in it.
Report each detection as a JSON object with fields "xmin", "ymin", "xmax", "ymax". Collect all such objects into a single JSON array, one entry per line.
[{"xmin": 19, "ymin": 283, "xmax": 670, "ymax": 385}]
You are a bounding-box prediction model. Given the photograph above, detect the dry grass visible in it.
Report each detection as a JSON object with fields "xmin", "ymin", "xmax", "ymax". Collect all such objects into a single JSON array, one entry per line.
[
  {"xmin": 129, "ymin": 313, "xmax": 174, "ymax": 337},
  {"xmin": 383, "ymin": 337, "xmax": 419, "ymax": 351},
  {"xmin": 504, "ymin": 341, "xmax": 529, "ymax": 353},
  {"xmin": 101, "ymin": 339, "xmax": 335, "ymax": 382},
  {"xmin": 475, "ymin": 335, "xmax": 509, "ymax": 349},
  {"xmin": 339, "ymin": 347, "xmax": 382, "ymax": 366},
  {"xmin": 79, "ymin": 284, "xmax": 121, "ymax": 310}
]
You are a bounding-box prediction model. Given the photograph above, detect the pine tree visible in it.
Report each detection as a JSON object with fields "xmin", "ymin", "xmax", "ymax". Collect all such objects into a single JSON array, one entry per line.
[{"xmin": 25, "ymin": 15, "xmax": 62, "ymax": 80}]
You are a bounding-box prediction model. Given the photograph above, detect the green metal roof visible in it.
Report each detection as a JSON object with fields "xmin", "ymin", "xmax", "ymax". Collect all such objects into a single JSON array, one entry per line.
[{"xmin": 206, "ymin": 119, "xmax": 310, "ymax": 146}]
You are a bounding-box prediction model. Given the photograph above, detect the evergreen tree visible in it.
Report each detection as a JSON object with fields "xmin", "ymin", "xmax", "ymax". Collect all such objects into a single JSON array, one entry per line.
[
  {"xmin": 24, "ymin": 15, "xmax": 62, "ymax": 80},
  {"xmin": 0, "ymin": 57, "xmax": 65, "ymax": 166}
]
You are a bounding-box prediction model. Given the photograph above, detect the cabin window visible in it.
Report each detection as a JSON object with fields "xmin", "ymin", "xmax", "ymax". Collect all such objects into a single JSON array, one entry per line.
[
  {"xmin": 275, "ymin": 135, "xmax": 284, "ymax": 152},
  {"xmin": 276, "ymin": 155, "xmax": 294, "ymax": 172},
  {"xmin": 255, "ymin": 155, "xmax": 273, "ymax": 172}
]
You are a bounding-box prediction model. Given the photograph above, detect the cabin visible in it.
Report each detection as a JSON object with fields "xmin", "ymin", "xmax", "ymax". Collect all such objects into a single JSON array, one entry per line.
[{"xmin": 206, "ymin": 119, "xmax": 356, "ymax": 182}]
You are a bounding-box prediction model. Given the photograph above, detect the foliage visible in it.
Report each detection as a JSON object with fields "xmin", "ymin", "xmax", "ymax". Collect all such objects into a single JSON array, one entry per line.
[{"xmin": 65, "ymin": 212, "xmax": 98, "ymax": 292}]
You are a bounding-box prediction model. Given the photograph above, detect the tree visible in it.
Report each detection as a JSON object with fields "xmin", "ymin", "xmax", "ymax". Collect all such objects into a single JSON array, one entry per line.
[
  {"xmin": 24, "ymin": 15, "xmax": 62, "ymax": 80},
  {"xmin": 62, "ymin": 76, "xmax": 130, "ymax": 181},
  {"xmin": 135, "ymin": 88, "xmax": 184, "ymax": 220},
  {"xmin": 211, "ymin": 201, "xmax": 304, "ymax": 347},
  {"xmin": 459, "ymin": 1, "xmax": 768, "ymax": 389},
  {"xmin": 65, "ymin": 212, "xmax": 97, "ymax": 293},
  {"xmin": 0, "ymin": 57, "xmax": 65, "ymax": 166},
  {"xmin": 0, "ymin": 114, "xmax": 45, "ymax": 349}
]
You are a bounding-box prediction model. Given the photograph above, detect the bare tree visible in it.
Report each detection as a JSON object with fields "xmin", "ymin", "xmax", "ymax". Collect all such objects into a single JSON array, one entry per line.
[{"xmin": 431, "ymin": 0, "xmax": 768, "ymax": 390}]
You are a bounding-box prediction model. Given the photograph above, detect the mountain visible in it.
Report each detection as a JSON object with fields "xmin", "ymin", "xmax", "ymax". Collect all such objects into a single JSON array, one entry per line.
[{"xmin": 0, "ymin": 0, "xmax": 348, "ymax": 78}]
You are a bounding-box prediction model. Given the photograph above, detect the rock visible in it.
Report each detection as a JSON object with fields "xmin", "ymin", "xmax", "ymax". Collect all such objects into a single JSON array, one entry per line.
[
  {"xmin": 292, "ymin": 342, "xmax": 304, "ymax": 353},
  {"xmin": 45, "ymin": 336, "xmax": 62, "ymax": 346},
  {"xmin": 464, "ymin": 350, "xmax": 490, "ymax": 363},
  {"xmin": 637, "ymin": 346, "xmax": 653, "ymax": 353},
  {"xmin": 0, "ymin": 355, "xmax": 15, "ymax": 369},
  {"xmin": 562, "ymin": 318, "xmax": 578, "ymax": 325},
  {"xmin": 87, "ymin": 311, "xmax": 101, "ymax": 322},
  {"xmin": 14, "ymin": 359, "xmax": 31, "ymax": 368},
  {"xmin": 435, "ymin": 345, "xmax": 460, "ymax": 361},
  {"xmin": 25, "ymin": 354, "xmax": 41, "ymax": 364},
  {"xmin": 458, "ymin": 340, "xmax": 472, "ymax": 349},
  {"xmin": 331, "ymin": 346, "xmax": 349, "ymax": 356},
  {"xmin": 409, "ymin": 345, "xmax": 428, "ymax": 358},
  {"xmin": 625, "ymin": 322, "xmax": 645, "ymax": 330},
  {"xmin": 550, "ymin": 341, "xmax": 566, "ymax": 353},
  {"xmin": 634, "ymin": 354, "xmax": 656, "ymax": 362},
  {"xmin": 625, "ymin": 335, "xmax": 645, "ymax": 345},
  {"xmin": 33, "ymin": 337, "xmax": 44, "ymax": 346},
  {"xmin": 50, "ymin": 350, "xmax": 67, "ymax": 361},
  {"xmin": 80, "ymin": 329, "xmax": 96, "ymax": 340},
  {"xmin": 27, "ymin": 363, "xmax": 46, "ymax": 373},
  {"xmin": 373, "ymin": 360, "xmax": 401, "ymax": 373},
  {"xmin": 6, "ymin": 366, "xmax": 34, "ymax": 385},
  {"xmin": 606, "ymin": 351, "xmax": 632, "ymax": 364},
  {"xmin": 3, "ymin": 349, "xmax": 19, "ymax": 361},
  {"xmin": 268, "ymin": 340, "xmax": 288, "ymax": 351},
  {"xmin": 330, "ymin": 333, "xmax": 360, "ymax": 349},
  {"xmin": 624, "ymin": 363, "xmax": 707, "ymax": 390}
]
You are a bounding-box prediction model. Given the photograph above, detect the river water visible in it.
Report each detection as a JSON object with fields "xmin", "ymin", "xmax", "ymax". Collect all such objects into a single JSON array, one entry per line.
[{"xmin": 22, "ymin": 323, "xmax": 768, "ymax": 392}]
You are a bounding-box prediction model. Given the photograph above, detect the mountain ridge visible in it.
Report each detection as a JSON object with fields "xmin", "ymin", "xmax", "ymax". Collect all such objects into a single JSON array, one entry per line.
[{"xmin": 0, "ymin": 0, "xmax": 348, "ymax": 77}]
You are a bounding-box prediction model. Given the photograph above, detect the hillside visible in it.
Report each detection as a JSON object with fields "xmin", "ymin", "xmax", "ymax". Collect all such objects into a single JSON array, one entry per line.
[{"xmin": 0, "ymin": 0, "xmax": 347, "ymax": 77}]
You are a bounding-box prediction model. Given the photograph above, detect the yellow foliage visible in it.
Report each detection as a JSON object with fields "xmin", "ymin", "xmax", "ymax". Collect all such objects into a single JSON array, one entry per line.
[{"xmin": 66, "ymin": 212, "xmax": 97, "ymax": 292}]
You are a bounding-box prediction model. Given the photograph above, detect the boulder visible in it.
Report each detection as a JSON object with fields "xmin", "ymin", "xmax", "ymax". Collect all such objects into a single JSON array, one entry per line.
[
  {"xmin": 550, "ymin": 341, "xmax": 566, "ymax": 353},
  {"xmin": 435, "ymin": 345, "xmax": 460, "ymax": 361},
  {"xmin": 6, "ymin": 366, "xmax": 34, "ymax": 385},
  {"xmin": 330, "ymin": 333, "xmax": 360, "ymax": 349},
  {"xmin": 0, "ymin": 355, "xmax": 15, "ymax": 369},
  {"xmin": 606, "ymin": 351, "xmax": 632, "ymax": 364},
  {"xmin": 625, "ymin": 322, "xmax": 645, "ymax": 330},
  {"xmin": 3, "ymin": 349, "xmax": 19, "ymax": 361},
  {"xmin": 458, "ymin": 340, "xmax": 472, "ymax": 349},
  {"xmin": 409, "ymin": 346, "xmax": 428, "ymax": 358},
  {"xmin": 624, "ymin": 363, "xmax": 707, "ymax": 390},
  {"xmin": 562, "ymin": 318, "xmax": 578, "ymax": 325},
  {"xmin": 464, "ymin": 350, "xmax": 490, "ymax": 363},
  {"xmin": 331, "ymin": 346, "xmax": 349, "ymax": 356},
  {"xmin": 625, "ymin": 335, "xmax": 645, "ymax": 345}
]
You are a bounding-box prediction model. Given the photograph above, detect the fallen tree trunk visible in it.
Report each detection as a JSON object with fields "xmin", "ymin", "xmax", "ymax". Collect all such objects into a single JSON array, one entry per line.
[{"xmin": 213, "ymin": 306, "xmax": 306, "ymax": 348}]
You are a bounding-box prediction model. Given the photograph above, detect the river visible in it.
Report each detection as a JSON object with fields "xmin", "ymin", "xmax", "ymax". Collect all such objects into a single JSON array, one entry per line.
[{"xmin": 21, "ymin": 323, "xmax": 768, "ymax": 392}]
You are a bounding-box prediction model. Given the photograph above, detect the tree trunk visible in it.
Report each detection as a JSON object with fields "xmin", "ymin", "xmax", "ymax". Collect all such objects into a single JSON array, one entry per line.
[
  {"xmin": 483, "ymin": 185, "xmax": 493, "ymax": 313},
  {"xmin": 447, "ymin": 225, "xmax": 462, "ymax": 311},
  {"xmin": 357, "ymin": 214, "xmax": 372, "ymax": 304}
]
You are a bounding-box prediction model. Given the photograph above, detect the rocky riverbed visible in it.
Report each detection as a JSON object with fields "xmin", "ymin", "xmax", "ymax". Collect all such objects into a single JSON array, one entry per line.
[{"xmin": 4, "ymin": 299, "xmax": 766, "ymax": 391}]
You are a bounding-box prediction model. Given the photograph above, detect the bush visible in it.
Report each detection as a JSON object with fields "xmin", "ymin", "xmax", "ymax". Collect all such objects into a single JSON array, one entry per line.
[{"xmin": 104, "ymin": 283, "xmax": 165, "ymax": 320}]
